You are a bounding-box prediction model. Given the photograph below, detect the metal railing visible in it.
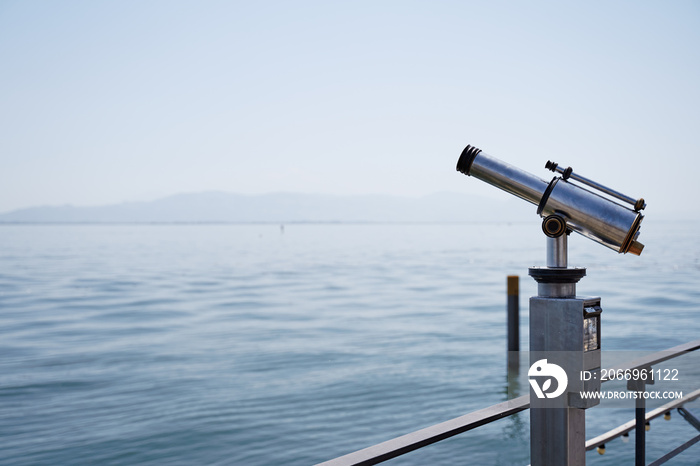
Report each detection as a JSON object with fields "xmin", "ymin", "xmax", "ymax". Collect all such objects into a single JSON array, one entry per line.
[
  {"xmin": 317, "ymin": 339, "xmax": 700, "ymax": 466},
  {"xmin": 585, "ymin": 388, "xmax": 700, "ymax": 453}
]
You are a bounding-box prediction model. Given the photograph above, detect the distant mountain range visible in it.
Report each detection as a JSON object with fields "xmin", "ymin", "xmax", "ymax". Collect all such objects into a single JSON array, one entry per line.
[{"xmin": 0, "ymin": 191, "xmax": 535, "ymax": 223}]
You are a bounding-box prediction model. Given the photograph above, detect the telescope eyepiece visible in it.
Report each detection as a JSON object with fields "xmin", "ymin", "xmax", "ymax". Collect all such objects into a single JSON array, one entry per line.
[
  {"xmin": 546, "ymin": 161, "xmax": 572, "ymax": 180},
  {"xmin": 456, "ymin": 145, "xmax": 482, "ymax": 175}
]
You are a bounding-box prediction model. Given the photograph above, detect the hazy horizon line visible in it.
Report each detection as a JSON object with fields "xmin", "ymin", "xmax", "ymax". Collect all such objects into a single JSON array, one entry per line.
[{"xmin": 0, "ymin": 190, "xmax": 503, "ymax": 215}]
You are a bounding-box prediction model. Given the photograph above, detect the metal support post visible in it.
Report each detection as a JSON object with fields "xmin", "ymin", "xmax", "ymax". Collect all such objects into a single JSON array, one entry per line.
[
  {"xmin": 546, "ymin": 234, "xmax": 567, "ymax": 268},
  {"xmin": 507, "ymin": 275, "xmax": 520, "ymax": 372},
  {"xmin": 529, "ymin": 217, "xmax": 598, "ymax": 466},
  {"xmin": 636, "ymin": 394, "xmax": 646, "ymax": 466}
]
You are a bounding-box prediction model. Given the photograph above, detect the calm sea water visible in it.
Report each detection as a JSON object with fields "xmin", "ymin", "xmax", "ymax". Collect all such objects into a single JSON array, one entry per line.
[{"xmin": 1, "ymin": 221, "xmax": 698, "ymax": 465}]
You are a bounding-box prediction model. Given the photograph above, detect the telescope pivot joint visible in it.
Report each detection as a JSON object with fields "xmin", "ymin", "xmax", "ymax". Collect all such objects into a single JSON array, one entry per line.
[{"xmin": 542, "ymin": 214, "xmax": 568, "ymax": 238}]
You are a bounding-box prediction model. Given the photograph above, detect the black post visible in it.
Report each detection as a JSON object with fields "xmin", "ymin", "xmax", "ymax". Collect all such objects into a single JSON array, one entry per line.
[
  {"xmin": 507, "ymin": 275, "xmax": 519, "ymax": 372},
  {"xmin": 630, "ymin": 379, "xmax": 646, "ymax": 466},
  {"xmin": 635, "ymin": 396, "xmax": 645, "ymax": 465}
]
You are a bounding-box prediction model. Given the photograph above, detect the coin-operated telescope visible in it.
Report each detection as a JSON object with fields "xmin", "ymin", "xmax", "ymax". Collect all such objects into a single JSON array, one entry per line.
[
  {"xmin": 455, "ymin": 144, "xmax": 646, "ymax": 466},
  {"xmin": 456, "ymin": 144, "xmax": 645, "ymax": 255}
]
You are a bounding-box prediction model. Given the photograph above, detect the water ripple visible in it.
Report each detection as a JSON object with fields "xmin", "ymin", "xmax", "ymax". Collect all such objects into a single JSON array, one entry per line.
[{"xmin": 0, "ymin": 223, "xmax": 698, "ymax": 465}]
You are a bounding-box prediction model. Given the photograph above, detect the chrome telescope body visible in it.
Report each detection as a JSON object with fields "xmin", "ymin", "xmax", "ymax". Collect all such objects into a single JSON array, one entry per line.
[{"xmin": 456, "ymin": 145, "xmax": 645, "ymax": 255}]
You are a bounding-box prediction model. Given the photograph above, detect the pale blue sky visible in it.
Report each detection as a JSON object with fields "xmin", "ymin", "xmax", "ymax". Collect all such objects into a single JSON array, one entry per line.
[{"xmin": 1, "ymin": 1, "xmax": 698, "ymax": 215}]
